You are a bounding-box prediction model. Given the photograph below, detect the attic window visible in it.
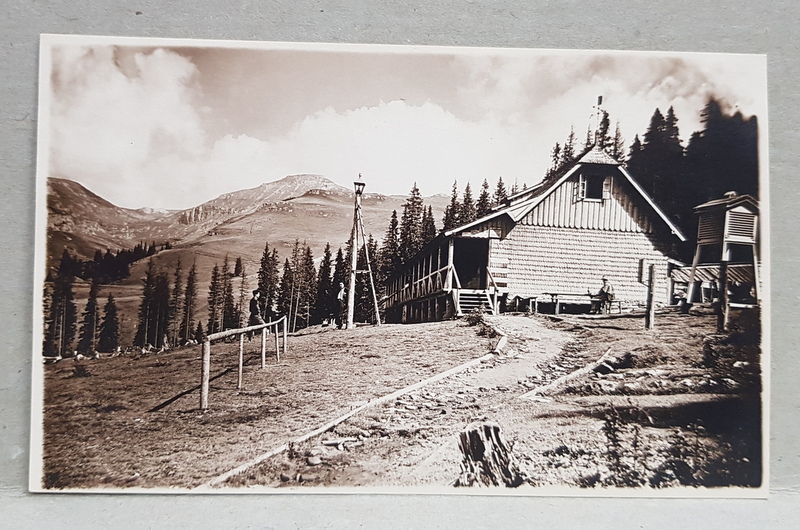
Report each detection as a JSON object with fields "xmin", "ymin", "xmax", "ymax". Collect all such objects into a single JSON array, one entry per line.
[{"xmin": 578, "ymin": 174, "xmax": 612, "ymax": 201}]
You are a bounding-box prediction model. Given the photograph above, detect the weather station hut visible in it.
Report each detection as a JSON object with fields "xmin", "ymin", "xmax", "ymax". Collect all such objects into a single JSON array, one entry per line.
[
  {"xmin": 383, "ymin": 143, "xmax": 687, "ymax": 323},
  {"xmin": 672, "ymin": 191, "xmax": 760, "ymax": 311}
]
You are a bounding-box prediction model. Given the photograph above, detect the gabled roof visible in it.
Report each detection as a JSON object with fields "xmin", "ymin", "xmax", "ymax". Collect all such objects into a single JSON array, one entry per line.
[
  {"xmin": 695, "ymin": 193, "xmax": 759, "ymax": 213},
  {"xmin": 445, "ymin": 144, "xmax": 686, "ymax": 241}
]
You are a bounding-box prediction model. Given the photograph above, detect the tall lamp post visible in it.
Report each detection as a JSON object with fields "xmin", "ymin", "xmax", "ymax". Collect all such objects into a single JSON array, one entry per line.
[{"xmin": 346, "ymin": 174, "xmax": 382, "ymax": 330}]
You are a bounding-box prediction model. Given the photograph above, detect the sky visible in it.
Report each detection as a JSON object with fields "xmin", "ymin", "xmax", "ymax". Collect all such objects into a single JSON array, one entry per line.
[{"xmin": 44, "ymin": 38, "xmax": 767, "ymax": 210}]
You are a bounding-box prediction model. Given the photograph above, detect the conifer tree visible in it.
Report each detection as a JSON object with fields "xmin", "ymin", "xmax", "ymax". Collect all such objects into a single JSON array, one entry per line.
[
  {"xmin": 277, "ymin": 257, "xmax": 294, "ymax": 319},
  {"xmin": 442, "ymin": 180, "xmax": 461, "ymax": 231},
  {"xmin": 421, "ymin": 205, "xmax": 437, "ymax": 245},
  {"xmin": 584, "ymin": 124, "xmax": 594, "ymax": 149},
  {"xmin": 627, "ymin": 134, "xmax": 645, "ymax": 177},
  {"xmin": 206, "ymin": 263, "xmax": 222, "ymax": 335},
  {"xmin": 257, "ymin": 242, "xmax": 280, "ymax": 320},
  {"xmin": 314, "ymin": 243, "xmax": 334, "ymax": 324},
  {"xmin": 597, "ymin": 110, "xmax": 612, "ymax": 149},
  {"xmin": 134, "ymin": 259, "xmax": 157, "ymax": 347},
  {"xmin": 460, "ymin": 182, "xmax": 476, "ymax": 224},
  {"xmin": 493, "ymin": 177, "xmax": 508, "ymax": 206},
  {"xmin": 476, "ymin": 179, "xmax": 492, "ymax": 218},
  {"xmin": 379, "ymin": 210, "xmax": 401, "ymax": 280},
  {"xmin": 194, "ymin": 321, "xmax": 205, "ymax": 344},
  {"xmin": 236, "ymin": 262, "xmax": 248, "ymax": 327},
  {"xmin": 547, "ymin": 142, "xmax": 562, "ymax": 179},
  {"xmin": 168, "ymin": 258, "xmax": 183, "ymax": 345},
  {"xmin": 561, "ymin": 126, "xmax": 577, "ymax": 167},
  {"xmin": 43, "ymin": 261, "xmax": 78, "ymax": 357},
  {"xmin": 76, "ymin": 278, "xmax": 101, "ymax": 354},
  {"xmin": 398, "ymin": 183, "xmax": 424, "ymax": 263},
  {"xmin": 180, "ymin": 261, "xmax": 198, "ymax": 344},
  {"xmin": 233, "ymin": 257, "xmax": 243, "ymax": 277},
  {"xmin": 97, "ymin": 294, "xmax": 120, "ymax": 353},
  {"xmin": 612, "ymin": 122, "xmax": 625, "ymax": 162},
  {"xmin": 332, "ymin": 247, "xmax": 347, "ymax": 289},
  {"xmin": 221, "ymin": 255, "xmax": 237, "ymax": 330}
]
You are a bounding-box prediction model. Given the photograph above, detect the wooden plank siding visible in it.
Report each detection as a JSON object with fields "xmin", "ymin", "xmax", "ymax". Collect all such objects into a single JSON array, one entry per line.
[
  {"xmin": 522, "ymin": 175, "xmax": 654, "ymax": 233},
  {"xmin": 493, "ymin": 227, "xmax": 673, "ymax": 304}
]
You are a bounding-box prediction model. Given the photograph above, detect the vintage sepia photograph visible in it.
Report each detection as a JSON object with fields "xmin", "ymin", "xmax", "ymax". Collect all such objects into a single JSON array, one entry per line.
[{"xmin": 31, "ymin": 35, "xmax": 768, "ymax": 494}]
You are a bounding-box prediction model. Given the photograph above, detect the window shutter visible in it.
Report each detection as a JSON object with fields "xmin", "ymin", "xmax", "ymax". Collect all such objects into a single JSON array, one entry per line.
[
  {"xmin": 576, "ymin": 174, "xmax": 586, "ymax": 201},
  {"xmin": 602, "ymin": 176, "xmax": 613, "ymax": 200}
]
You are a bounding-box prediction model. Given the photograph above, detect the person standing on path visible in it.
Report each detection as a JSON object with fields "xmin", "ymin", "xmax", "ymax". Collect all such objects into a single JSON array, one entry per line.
[
  {"xmin": 334, "ymin": 282, "xmax": 346, "ymax": 329},
  {"xmin": 249, "ymin": 290, "xmax": 265, "ymax": 326}
]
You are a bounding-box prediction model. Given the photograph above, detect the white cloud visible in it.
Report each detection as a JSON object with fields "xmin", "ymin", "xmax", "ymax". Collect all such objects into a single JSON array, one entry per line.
[{"xmin": 47, "ymin": 45, "xmax": 766, "ymax": 210}]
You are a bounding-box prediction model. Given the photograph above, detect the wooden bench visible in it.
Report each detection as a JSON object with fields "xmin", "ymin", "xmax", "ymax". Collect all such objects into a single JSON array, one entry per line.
[{"xmin": 531, "ymin": 293, "xmax": 622, "ymax": 315}]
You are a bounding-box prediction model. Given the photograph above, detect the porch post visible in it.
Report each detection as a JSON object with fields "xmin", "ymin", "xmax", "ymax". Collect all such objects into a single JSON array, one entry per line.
[{"xmin": 446, "ymin": 238, "xmax": 454, "ymax": 290}]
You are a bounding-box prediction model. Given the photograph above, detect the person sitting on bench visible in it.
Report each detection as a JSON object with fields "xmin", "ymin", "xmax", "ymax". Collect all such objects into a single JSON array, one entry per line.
[{"xmin": 589, "ymin": 277, "xmax": 615, "ymax": 314}]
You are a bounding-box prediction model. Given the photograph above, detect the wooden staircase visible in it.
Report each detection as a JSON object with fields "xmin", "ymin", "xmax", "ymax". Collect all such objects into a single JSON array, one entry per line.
[{"xmin": 457, "ymin": 289, "xmax": 496, "ymax": 316}]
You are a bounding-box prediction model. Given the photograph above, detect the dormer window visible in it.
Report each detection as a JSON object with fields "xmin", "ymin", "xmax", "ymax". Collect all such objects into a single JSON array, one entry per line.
[{"xmin": 578, "ymin": 173, "xmax": 612, "ymax": 202}]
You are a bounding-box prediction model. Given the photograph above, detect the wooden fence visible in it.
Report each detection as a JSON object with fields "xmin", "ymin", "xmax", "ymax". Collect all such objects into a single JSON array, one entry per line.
[{"xmin": 200, "ymin": 316, "xmax": 288, "ymax": 411}]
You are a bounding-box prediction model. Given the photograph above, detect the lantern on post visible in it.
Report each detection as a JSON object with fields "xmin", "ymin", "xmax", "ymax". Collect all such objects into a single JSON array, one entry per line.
[{"xmin": 346, "ymin": 174, "xmax": 382, "ymax": 330}]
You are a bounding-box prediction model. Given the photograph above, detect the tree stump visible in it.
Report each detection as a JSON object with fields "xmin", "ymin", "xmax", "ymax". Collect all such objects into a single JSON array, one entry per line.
[{"xmin": 455, "ymin": 422, "xmax": 524, "ymax": 487}]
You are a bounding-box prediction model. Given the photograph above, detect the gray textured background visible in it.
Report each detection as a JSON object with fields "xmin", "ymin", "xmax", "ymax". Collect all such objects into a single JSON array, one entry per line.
[{"xmin": 1, "ymin": 1, "xmax": 798, "ymax": 527}]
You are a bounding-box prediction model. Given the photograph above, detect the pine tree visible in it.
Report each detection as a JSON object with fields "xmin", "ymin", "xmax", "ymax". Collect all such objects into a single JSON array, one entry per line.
[
  {"xmin": 236, "ymin": 262, "xmax": 248, "ymax": 327},
  {"xmin": 179, "ymin": 261, "xmax": 198, "ymax": 344},
  {"xmin": 332, "ymin": 247, "xmax": 347, "ymax": 289},
  {"xmin": 233, "ymin": 257, "xmax": 243, "ymax": 277},
  {"xmin": 612, "ymin": 122, "xmax": 625, "ymax": 162},
  {"xmin": 295, "ymin": 244, "xmax": 317, "ymax": 329},
  {"xmin": 76, "ymin": 278, "xmax": 101, "ymax": 354},
  {"xmin": 134, "ymin": 259, "xmax": 157, "ymax": 347},
  {"xmin": 460, "ymin": 182, "xmax": 476, "ymax": 224},
  {"xmin": 168, "ymin": 258, "xmax": 183, "ymax": 346},
  {"xmin": 278, "ymin": 257, "xmax": 294, "ymax": 318},
  {"xmin": 561, "ymin": 126, "xmax": 577, "ymax": 167},
  {"xmin": 97, "ymin": 294, "xmax": 120, "ymax": 353},
  {"xmin": 627, "ymin": 134, "xmax": 645, "ymax": 178},
  {"xmin": 547, "ymin": 142, "xmax": 562, "ymax": 178},
  {"xmin": 194, "ymin": 321, "xmax": 205, "ymax": 344},
  {"xmin": 476, "ymin": 179, "xmax": 491, "ymax": 218},
  {"xmin": 597, "ymin": 110, "xmax": 612, "ymax": 149},
  {"xmin": 379, "ymin": 210, "xmax": 401, "ymax": 281},
  {"xmin": 221, "ymin": 255, "xmax": 237, "ymax": 330},
  {"xmin": 442, "ymin": 180, "xmax": 460, "ymax": 232},
  {"xmin": 584, "ymin": 124, "xmax": 594, "ymax": 149},
  {"xmin": 206, "ymin": 263, "xmax": 222, "ymax": 335},
  {"xmin": 493, "ymin": 177, "xmax": 508, "ymax": 206},
  {"xmin": 152, "ymin": 271, "xmax": 170, "ymax": 348},
  {"xmin": 43, "ymin": 265, "xmax": 78, "ymax": 357},
  {"xmin": 257, "ymin": 242, "xmax": 280, "ymax": 320},
  {"xmin": 421, "ymin": 205, "xmax": 438, "ymax": 245},
  {"xmin": 314, "ymin": 243, "xmax": 334, "ymax": 324},
  {"xmin": 398, "ymin": 183, "xmax": 424, "ymax": 264}
]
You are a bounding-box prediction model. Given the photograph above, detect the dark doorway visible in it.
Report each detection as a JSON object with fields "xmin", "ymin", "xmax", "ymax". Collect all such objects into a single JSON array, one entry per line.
[{"xmin": 453, "ymin": 238, "xmax": 489, "ymax": 289}]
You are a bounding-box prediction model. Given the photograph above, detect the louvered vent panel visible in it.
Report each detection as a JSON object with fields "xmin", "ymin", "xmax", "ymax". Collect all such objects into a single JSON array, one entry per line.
[
  {"xmin": 727, "ymin": 211, "xmax": 756, "ymax": 240},
  {"xmin": 698, "ymin": 215, "xmax": 724, "ymax": 242}
]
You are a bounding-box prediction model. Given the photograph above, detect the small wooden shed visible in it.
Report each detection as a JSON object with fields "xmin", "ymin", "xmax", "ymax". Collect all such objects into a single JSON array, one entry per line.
[{"xmin": 384, "ymin": 145, "xmax": 686, "ymax": 323}]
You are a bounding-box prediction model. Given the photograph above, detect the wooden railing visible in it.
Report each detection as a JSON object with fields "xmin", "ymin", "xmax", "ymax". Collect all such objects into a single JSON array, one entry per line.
[
  {"xmin": 200, "ymin": 316, "xmax": 288, "ymax": 411},
  {"xmin": 387, "ymin": 264, "xmax": 460, "ymax": 307}
]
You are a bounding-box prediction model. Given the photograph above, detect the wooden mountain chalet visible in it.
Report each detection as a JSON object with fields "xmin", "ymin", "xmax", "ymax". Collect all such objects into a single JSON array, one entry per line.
[{"xmin": 383, "ymin": 144, "xmax": 687, "ymax": 323}]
